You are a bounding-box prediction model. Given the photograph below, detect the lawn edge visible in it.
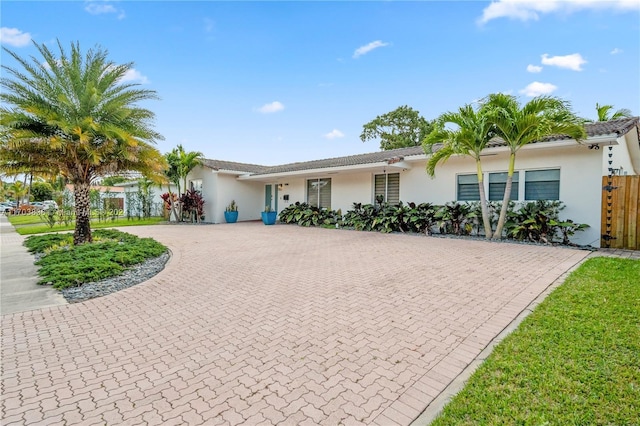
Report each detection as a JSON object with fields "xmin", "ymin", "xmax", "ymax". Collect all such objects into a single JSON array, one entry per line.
[{"xmin": 410, "ymin": 251, "xmax": 593, "ymax": 426}]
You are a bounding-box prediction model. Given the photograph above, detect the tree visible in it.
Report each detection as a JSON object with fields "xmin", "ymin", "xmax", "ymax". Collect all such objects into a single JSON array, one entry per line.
[
  {"xmin": 8, "ymin": 181, "xmax": 28, "ymax": 207},
  {"xmin": 484, "ymin": 94, "xmax": 586, "ymax": 239},
  {"xmin": 30, "ymin": 181, "xmax": 54, "ymax": 202},
  {"xmin": 423, "ymin": 104, "xmax": 495, "ymax": 239},
  {"xmin": 361, "ymin": 105, "xmax": 435, "ymax": 150},
  {"xmin": 595, "ymin": 103, "xmax": 632, "ymax": 121},
  {"xmin": 0, "ymin": 40, "xmax": 166, "ymax": 244},
  {"xmin": 177, "ymin": 144, "xmax": 204, "ymax": 193}
]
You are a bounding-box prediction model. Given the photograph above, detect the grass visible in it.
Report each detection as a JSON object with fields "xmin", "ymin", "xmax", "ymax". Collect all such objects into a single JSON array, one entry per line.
[
  {"xmin": 24, "ymin": 229, "xmax": 167, "ymax": 289},
  {"xmin": 431, "ymin": 257, "xmax": 640, "ymax": 425},
  {"xmin": 8, "ymin": 214, "xmax": 165, "ymax": 235}
]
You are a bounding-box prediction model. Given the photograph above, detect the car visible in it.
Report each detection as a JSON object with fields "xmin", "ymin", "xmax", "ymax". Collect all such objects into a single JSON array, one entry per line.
[
  {"xmin": 0, "ymin": 202, "xmax": 13, "ymax": 213},
  {"xmin": 42, "ymin": 200, "xmax": 59, "ymax": 209},
  {"xmin": 30, "ymin": 202, "xmax": 44, "ymax": 210}
]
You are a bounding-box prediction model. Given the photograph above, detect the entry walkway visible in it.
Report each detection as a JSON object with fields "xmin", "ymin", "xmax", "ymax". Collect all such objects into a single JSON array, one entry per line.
[
  {"xmin": 0, "ymin": 215, "xmax": 66, "ymax": 315},
  {"xmin": 1, "ymin": 223, "xmax": 591, "ymax": 425}
]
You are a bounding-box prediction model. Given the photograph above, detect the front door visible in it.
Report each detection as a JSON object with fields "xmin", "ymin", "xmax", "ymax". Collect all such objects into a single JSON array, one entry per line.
[{"xmin": 264, "ymin": 184, "xmax": 279, "ymax": 212}]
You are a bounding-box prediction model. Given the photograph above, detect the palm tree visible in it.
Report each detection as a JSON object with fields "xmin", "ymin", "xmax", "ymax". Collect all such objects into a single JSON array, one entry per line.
[
  {"xmin": 8, "ymin": 181, "xmax": 28, "ymax": 208},
  {"xmin": 595, "ymin": 103, "xmax": 632, "ymax": 121},
  {"xmin": 177, "ymin": 144, "xmax": 204, "ymax": 194},
  {"xmin": 0, "ymin": 40, "xmax": 165, "ymax": 244},
  {"xmin": 423, "ymin": 104, "xmax": 495, "ymax": 239},
  {"xmin": 484, "ymin": 94, "xmax": 586, "ymax": 239}
]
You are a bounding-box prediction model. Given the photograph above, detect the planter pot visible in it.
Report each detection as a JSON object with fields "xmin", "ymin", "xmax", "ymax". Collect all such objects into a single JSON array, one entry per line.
[
  {"xmin": 224, "ymin": 211, "xmax": 238, "ymax": 223},
  {"xmin": 261, "ymin": 211, "xmax": 277, "ymax": 225}
]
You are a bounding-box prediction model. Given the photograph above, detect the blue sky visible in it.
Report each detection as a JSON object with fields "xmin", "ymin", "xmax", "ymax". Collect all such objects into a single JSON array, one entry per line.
[{"xmin": 2, "ymin": 0, "xmax": 639, "ymax": 165}]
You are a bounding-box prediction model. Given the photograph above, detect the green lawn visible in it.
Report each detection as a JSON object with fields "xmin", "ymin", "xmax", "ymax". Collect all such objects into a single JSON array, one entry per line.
[
  {"xmin": 7, "ymin": 214, "xmax": 165, "ymax": 235},
  {"xmin": 432, "ymin": 257, "xmax": 640, "ymax": 425}
]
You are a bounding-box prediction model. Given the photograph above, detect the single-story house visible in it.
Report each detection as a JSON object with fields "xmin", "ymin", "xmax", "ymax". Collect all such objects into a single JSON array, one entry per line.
[
  {"xmin": 63, "ymin": 184, "xmax": 126, "ymax": 210},
  {"xmin": 175, "ymin": 117, "xmax": 639, "ymax": 247},
  {"xmin": 116, "ymin": 181, "xmax": 176, "ymax": 218}
]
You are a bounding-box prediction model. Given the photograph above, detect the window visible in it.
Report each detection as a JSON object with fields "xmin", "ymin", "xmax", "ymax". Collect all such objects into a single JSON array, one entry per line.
[
  {"xmin": 189, "ymin": 179, "xmax": 202, "ymax": 192},
  {"xmin": 489, "ymin": 172, "xmax": 519, "ymax": 201},
  {"xmin": 374, "ymin": 173, "xmax": 400, "ymax": 204},
  {"xmin": 457, "ymin": 174, "xmax": 480, "ymax": 201},
  {"xmin": 525, "ymin": 169, "xmax": 560, "ymax": 200},
  {"xmin": 307, "ymin": 178, "xmax": 331, "ymax": 209}
]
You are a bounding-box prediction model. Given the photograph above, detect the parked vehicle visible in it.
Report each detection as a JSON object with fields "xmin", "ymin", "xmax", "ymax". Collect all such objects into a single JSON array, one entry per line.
[
  {"xmin": 0, "ymin": 202, "xmax": 14, "ymax": 213},
  {"xmin": 42, "ymin": 200, "xmax": 59, "ymax": 210}
]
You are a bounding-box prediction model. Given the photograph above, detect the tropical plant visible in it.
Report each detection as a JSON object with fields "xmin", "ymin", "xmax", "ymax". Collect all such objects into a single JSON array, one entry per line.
[
  {"xmin": 7, "ymin": 181, "xmax": 28, "ymax": 208},
  {"xmin": 423, "ymin": 103, "xmax": 496, "ymax": 238},
  {"xmin": 278, "ymin": 202, "xmax": 341, "ymax": 227},
  {"xmin": 595, "ymin": 103, "xmax": 632, "ymax": 122},
  {"xmin": 226, "ymin": 200, "xmax": 238, "ymax": 212},
  {"xmin": 177, "ymin": 145, "xmax": 204, "ymax": 194},
  {"xmin": 361, "ymin": 105, "xmax": 435, "ymax": 150},
  {"xmin": 434, "ymin": 202, "xmax": 473, "ymax": 235},
  {"xmin": 404, "ymin": 202, "xmax": 439, "ymax": 235},
  {"xmin": 0, "ymin": 40, "xmax": 166, "ymax": 244},
  {"xmin": 179, "ymin": 189, "xmax": 205, "ymax": 223},
  {"xmin": 484, "ymin": 94, "xmax": 586, "ymax": 239},
  {"xmin": 162, "ymin": 145, "xmax": 203, "ymax": 222}
]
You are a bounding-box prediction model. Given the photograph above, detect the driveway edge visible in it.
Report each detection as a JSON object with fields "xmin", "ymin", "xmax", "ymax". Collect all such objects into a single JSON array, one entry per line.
[{"xmin": 409, "ymin": 250, "xmax": 590, "ymax": 425}]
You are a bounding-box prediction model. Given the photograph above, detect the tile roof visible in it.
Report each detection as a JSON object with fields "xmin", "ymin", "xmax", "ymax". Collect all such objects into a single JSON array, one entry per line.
[
  {"xmin": 201, "ymin": 159, "xmax": 269, "ymax": 173},
  {"xmin": 203, "ymin": 117, "xmax": 639, "ymax": 176}
]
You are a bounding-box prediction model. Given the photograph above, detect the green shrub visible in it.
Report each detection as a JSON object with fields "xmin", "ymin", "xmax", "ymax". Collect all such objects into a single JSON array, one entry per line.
[
  {"xmin": 278, "ymin": 202, "xmax": 341, "ymax": 227},
  {"xmin": 25, "ymin": 229, "xmax": 167, "ymax": 289}
]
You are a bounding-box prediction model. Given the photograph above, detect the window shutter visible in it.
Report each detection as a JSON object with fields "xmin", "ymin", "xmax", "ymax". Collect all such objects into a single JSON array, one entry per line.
[
  {"xmin": 319, "ymin": 179, "xmax": 331, "ymax": 209},
  {"xmin": 374, "ymin": 175, "xmax": 386, "ymax": 200},
  {"xmin": 457, "ymin": 174, "xmax": 480, "ymax": 201},
  {"xmin": 489, "ymin": 172, "xmax": 518, "ymax": 201},
  {"xmin": 525, "ymin": 170, "xmax": 560, "ymax": 200},
  {"xmin": 307, "ymin": 178, "xmax": 331, "ymax": 209},
  {"xmin": 387, "ymin": 173, "xmax": 400, "ymax": 204}
]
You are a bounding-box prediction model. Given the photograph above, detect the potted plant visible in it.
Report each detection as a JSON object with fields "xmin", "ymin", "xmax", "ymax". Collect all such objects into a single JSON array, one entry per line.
[
  {"xmin": 261, "ymin": 205, "xmax": 277, "ymax": 225},
  {"xmin": 224, "ymin": 200, "xmax": 239, "ymax": 223}
]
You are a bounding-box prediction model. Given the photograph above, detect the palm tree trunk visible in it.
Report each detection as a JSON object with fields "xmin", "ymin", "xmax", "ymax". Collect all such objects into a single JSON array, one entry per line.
[
  {"xmin": 493, "ymin": 152, "xmax": 516, "ymax": 239},
  {"xmin": 476, "ymin": 160, "xmax": 493, "ymax": 239},
  {"xmin": 73, "ymin": 181, "xmax": 93, "ymax": 245}
]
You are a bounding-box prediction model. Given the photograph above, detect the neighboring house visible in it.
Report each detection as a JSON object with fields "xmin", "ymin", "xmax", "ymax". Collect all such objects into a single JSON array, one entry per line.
[
  {"xmin": 63, "ymin": 184, "xmax": 126, "ymax": 210},
  {"xmin": 116, "ymin": 181, "xmax": 176, "ymax": 218},
  {"xmin": 182, "ymin": 117, "xmax": 640, "ymax": 247}
]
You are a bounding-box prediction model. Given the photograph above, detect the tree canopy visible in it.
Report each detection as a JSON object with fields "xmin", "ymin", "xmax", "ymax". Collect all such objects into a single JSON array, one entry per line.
[
  {"xmin": 595, "ymin": 103, "xmax": 632, "ymax": 122},
  {"xmin": 361, "ymin": 105, "xmax": 434, "ymax": 150},
  {"xmin": 0, "ymin": 40, "xmax": 166, "ymax": 244}
]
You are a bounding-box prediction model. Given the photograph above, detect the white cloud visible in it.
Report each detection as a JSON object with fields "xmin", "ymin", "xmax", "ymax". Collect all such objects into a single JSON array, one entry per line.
[
  {"xmin": 118, "ymin": 68, "xmax": 150, "ymax": 84},
  {"xmin": 0, "ymin": 27, "xmax": 32, "ymax": 47},
  {"xmin": 610, "ymin": 47, "xmax": 623, "ymax": 55},
  {"xmin": 324, "ymin": 129, "xmax": 345, "ymax": 140},
  {"xmin": 541, "ymin": 53, "xmax": 587, "ymax": 71},
  {"xmin": 527, "ymin": 64, "xmax": 543, "ymax": 73},
  {"xmin": 257, "ymin": 101, "xmax": 284, "ymax": 114},
  {"xmin": 519, "ymin": 81, "xmax": 558, "ymax": 97},
  {"xmin": 84, "ymin": 1, "xmax": 125, "ymax": 19},
  {"xmin": 479, "ymin": 0, "xmax": 639, "ymax": 24},
  {"xmin": 353, "ymin": 40, "xmax": 390, "ymax": 58}
]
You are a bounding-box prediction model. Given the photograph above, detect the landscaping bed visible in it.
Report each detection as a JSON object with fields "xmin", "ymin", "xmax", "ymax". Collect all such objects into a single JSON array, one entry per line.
[{"xmin": 24, "ymin": 229, "xmax": 168, "ymax": 301}]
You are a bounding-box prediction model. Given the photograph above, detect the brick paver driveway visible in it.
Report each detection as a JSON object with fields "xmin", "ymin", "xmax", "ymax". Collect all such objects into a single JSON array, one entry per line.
[{"xmin": 1, "ymin": 223, "xmax": 589, "ymax": 425}]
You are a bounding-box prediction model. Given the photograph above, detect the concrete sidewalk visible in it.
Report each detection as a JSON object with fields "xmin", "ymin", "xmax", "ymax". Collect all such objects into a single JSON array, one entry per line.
[{"xmin": 0, "ymin": 214, "xmax": 67, "ymax": 315}]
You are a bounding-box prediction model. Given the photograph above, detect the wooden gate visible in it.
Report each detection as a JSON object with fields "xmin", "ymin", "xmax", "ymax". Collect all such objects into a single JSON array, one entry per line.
[{"xmin": 601, "ymin": 176, "xmax": 640, "ymax": 250}]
